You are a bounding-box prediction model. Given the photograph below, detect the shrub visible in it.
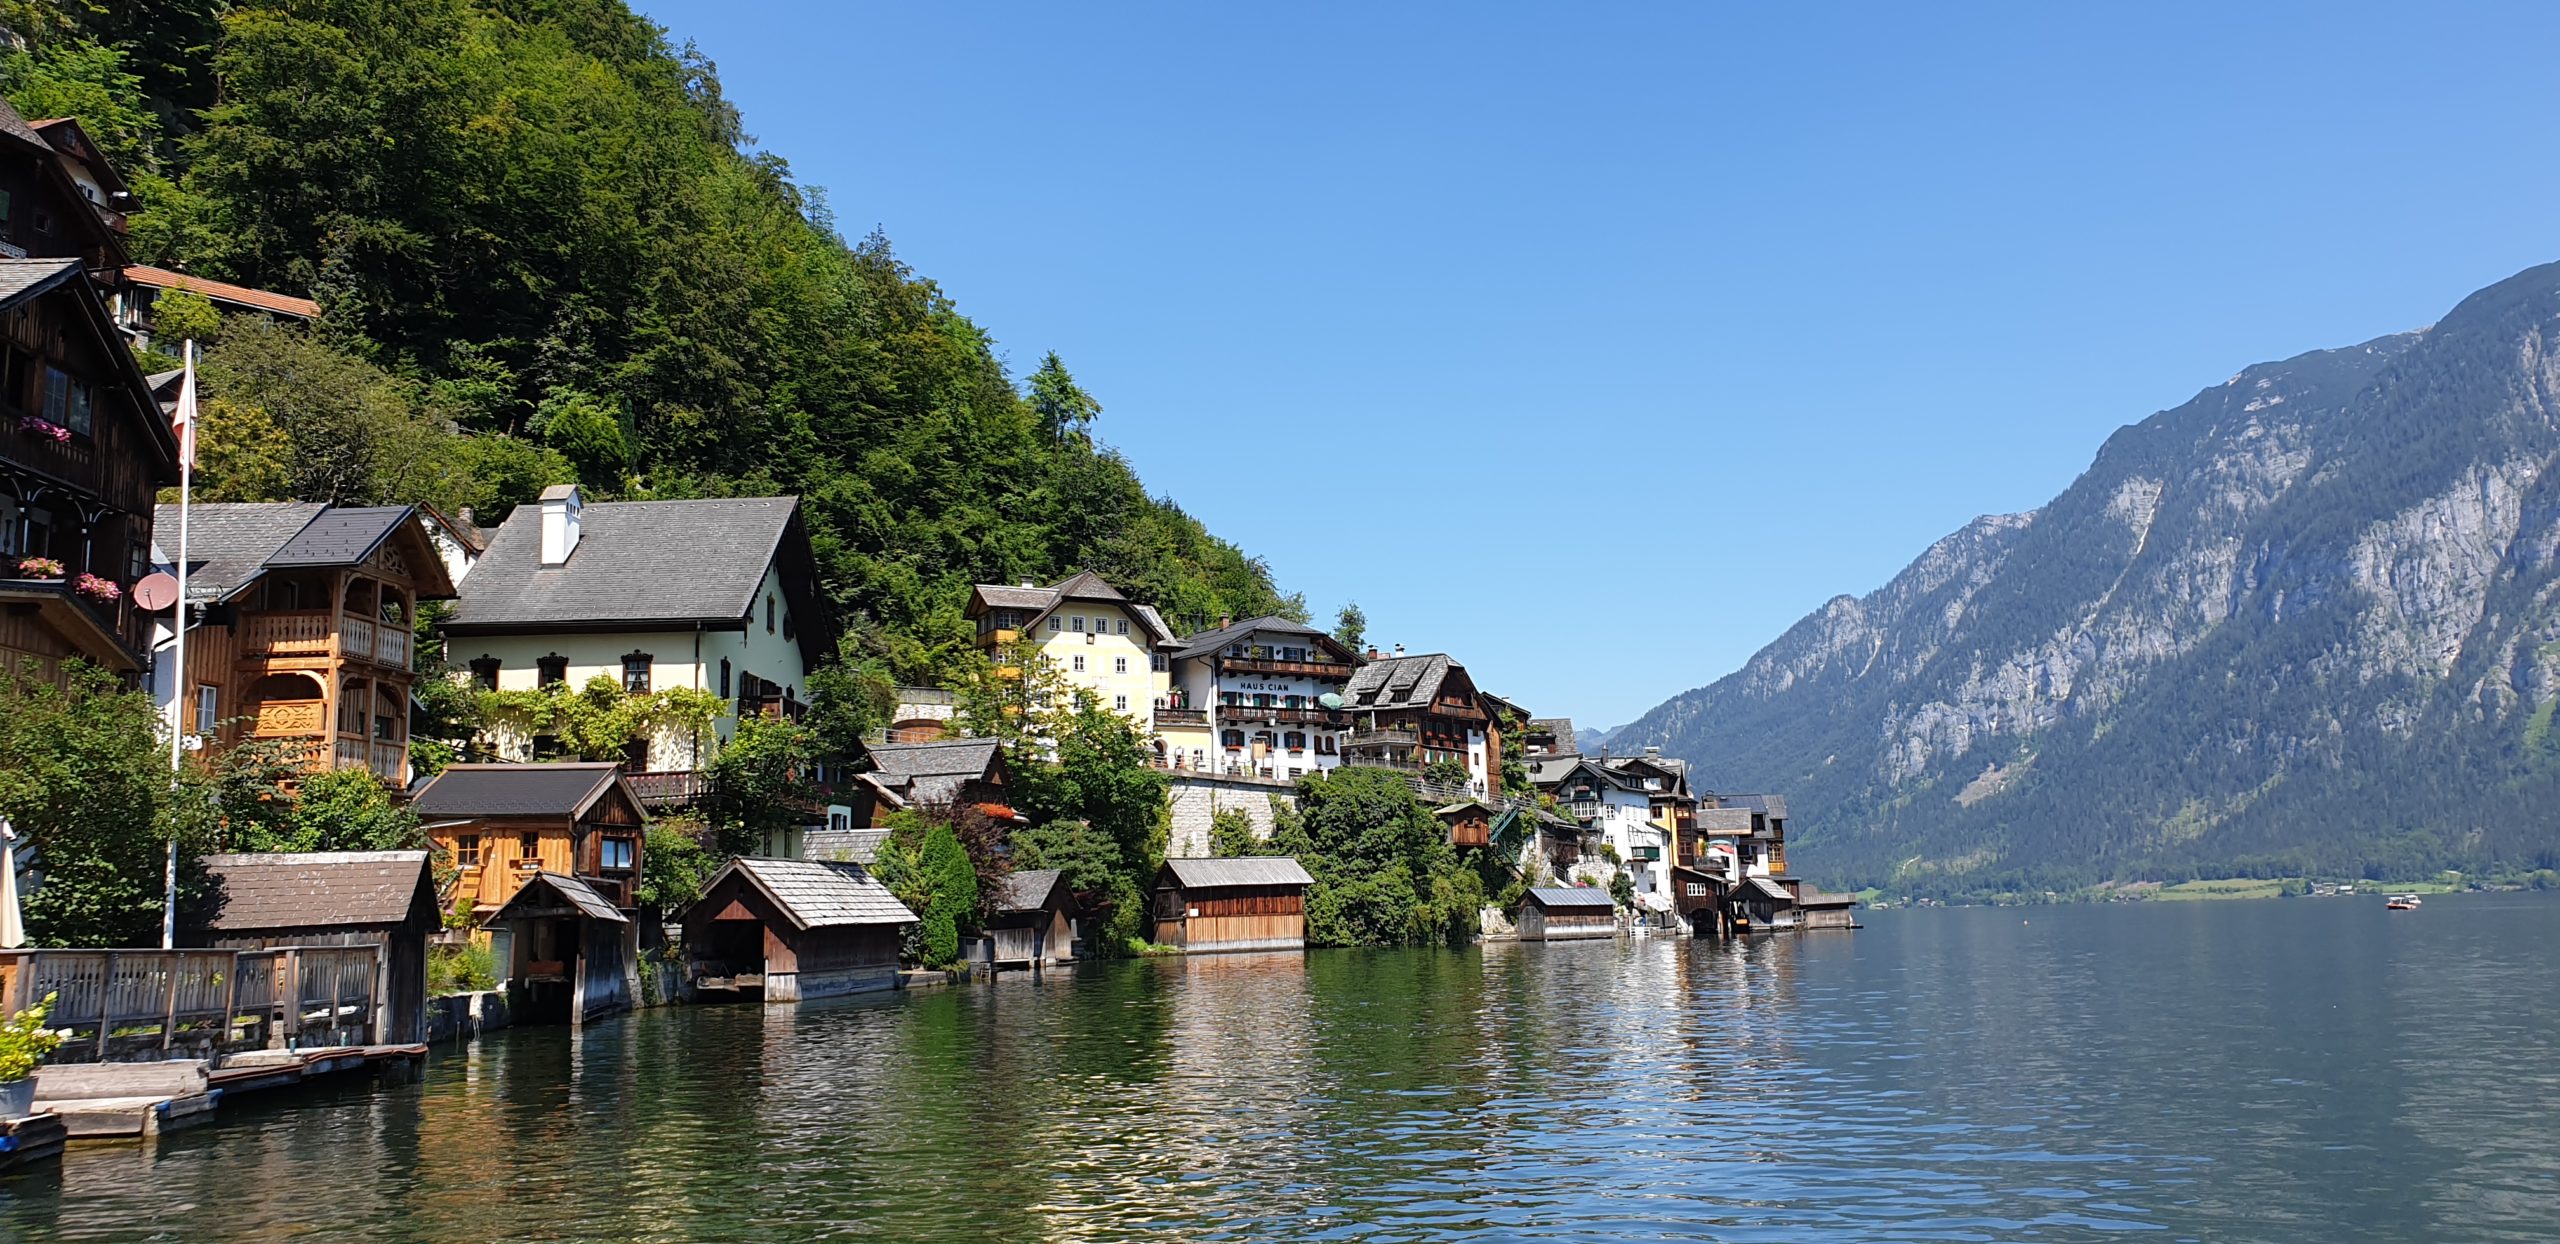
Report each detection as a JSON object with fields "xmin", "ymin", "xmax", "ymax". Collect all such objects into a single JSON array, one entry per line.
[{"xmin": 427, "ymin": 943, "xmax": 497, "ymax": 995}]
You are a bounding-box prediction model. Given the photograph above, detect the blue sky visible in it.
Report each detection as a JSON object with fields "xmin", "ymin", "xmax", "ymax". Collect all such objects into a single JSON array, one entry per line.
[{"xmin": 636, "ymin": 2, "xmax": 2560, "ymax": 728}]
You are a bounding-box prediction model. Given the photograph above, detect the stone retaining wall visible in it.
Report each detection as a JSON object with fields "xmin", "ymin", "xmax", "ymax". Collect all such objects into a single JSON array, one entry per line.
[{"xmin": 1166, "ymin": 774, "xmax": 1299, "ymax": 857}]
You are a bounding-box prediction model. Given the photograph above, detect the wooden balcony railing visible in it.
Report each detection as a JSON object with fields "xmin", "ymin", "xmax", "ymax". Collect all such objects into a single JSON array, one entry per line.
[
  {"xmin": 1154, "ymin": 705, "xmax": 1208, "ymax": 727},
  {"xmin": 242, "ymin": 610, "xmax": 332, "ymax": 656},
  {"xmin": 1217, "ymin": 703, "xmax": 1344, "ymax": 726},
  {"xmin": 626, "ymin": 769, "xmax": 713, "ymax": 810},
  {"xmin": 1218, "ymin": 655, "xmax": 1355, "ymax": 680}
]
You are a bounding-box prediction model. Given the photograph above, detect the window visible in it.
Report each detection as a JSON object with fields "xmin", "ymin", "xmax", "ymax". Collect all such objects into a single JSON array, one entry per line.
[
  {"xmin": 193, "ymin": 684, "xmax": 218, "ymax": 735},
  {"xmin": 1150, "ymin": 653, "xmax": 1166, "ymax": 672},
  {"xmin": 41, "ymin": 367, "xmax": 68, "ymax": 426},
  {"xmin": 1222, "ymin": 729, "xmax": 1245, "ymax": 749},
  {"xmin": 1071, "ymin": 654, "xmax": 1086, "ymax": 673},
  {"xmin": 468, "ymin": 657, "xmax": 500, "ymax": 690},
  {"xmin": 719, "ymin": 658, "xmax": 732, "ymax": 697},
  {"xmin": 1071, "ymin": 615, "xmax": 1085, "ymax": 632},
  {"xmin": 1114, "ymin": 656, "xmax": 1128, "ymax": 674},
  {"xmin": 622, "ymin": 651, "xmax": 653, "ymax": 694},
  {"xmin": 765, "ymin": 595, "xmax": 776, "ymax": 634},
  {"xmin": 374, "ymin": 712, "xmax": 396, "ymax": 740},
  {"xmin": 517, "ymin": 832, "xmax": 540, "ymax": 860},
  {"xmin": 1284, "ymin": 731, "xmax": 1306, "ymax": 752},
  {"xmin": 65, "ymin": 382, "xmax": 91, "ymax": 437},
  {"xmin": 599, "ymin": 837, "xmax": 635, "ymax": 871},
  {"xmin": 1049, "ymin": 616, "xmax": 1062, "ymax": 632},
  {"xmin": 456, "ymin": 835, "xmax": 483, "ymax": 868},
  {"xmin": 1115, "ymin": 694, "xmax": 1128, "ymax": 711},
  {"xmin": 536, "ymin": 653, "xmax": 568, "ymax": 688},
  {"xmin": 1115, "ymin": 618, "xmax": 1128, "ymax": 635}
]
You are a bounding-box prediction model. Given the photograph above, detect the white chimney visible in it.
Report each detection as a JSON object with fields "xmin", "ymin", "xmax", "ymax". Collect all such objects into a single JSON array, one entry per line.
[
  {"xmin": 538, "ymin": 484, "xmax": 582, "ymax": 567},
  {"xmin": 1393, "ymin": 643, "xmax": 1405, "ymax": 658}
]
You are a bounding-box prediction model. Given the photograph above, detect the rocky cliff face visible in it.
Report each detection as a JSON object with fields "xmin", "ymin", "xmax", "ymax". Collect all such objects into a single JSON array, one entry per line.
[{"xmin": 1614, "ymin": 263, "xmax": 2560, "ymax": 894}]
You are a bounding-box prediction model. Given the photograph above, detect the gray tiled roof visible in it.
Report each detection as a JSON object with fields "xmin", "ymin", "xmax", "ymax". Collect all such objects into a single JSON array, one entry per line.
[
  {"xmin": 1795, "ymin": 884, "xmax": 1857, "ymax": 908},
  {"xmin": 409, "ymin": 763, "xmax": 626, "ymax": 819},
  {"xmin": 1161, "ymin": 857, "xmax": 1313, "ymax": 889},
  {"xmin": 0, "ymin": 258, "xmax": 80, "ymax": 310},
  {"xmin": 865, "ymin": 738, "xmax": 1002, "ymax": 779},
  {"xmin": 1344, "ymin": 653, "xmax": 1456, "ymax": 712},
  {"xmin": 1697, "ymin": 807, "xmax": 1756, "ymax": 834},
  {"xmin": 154, "ymin": 503, "xmax": 323, "ymax": 602},
  {"xmin": 974, "ymin": 584, "xmax": 1057, "ymax": 611},
  {"xmin": 723, "ymin": 856, "xmax": 916, "ymax": 929},
  {"xmin": 1747, "ymin": 876, "xmax": 1795, "ymax": 903},
  {"xmin": 803, "ymin": 828, "xmax": 889, "ymax": 865},
  {"xmin": 1130, "ymin": 604, "xmax": 1173, "ymax": 647},
  {"xmin": 493, "ymin": 871, "xmax": 628, "ymax": 923},
  {"xmin": 196, "ymin": 851, "xmax": 433, "ymax": 931},
  {"xmin": 268, "ymin": 506, "xmax": 411, "ymax": 567},
  {"xmin": 992, "ymin": 868, "xmax": 1066, "ymax": 914},
  {"xmin": 1169, "ymin": 615, "xmax": 1342, "ymax": 661},
  {"xmin": 967, "ymin": 571, "xmax": 1173, "ymax": 644},
  {"xmin": 0, "ymin": 99, "xmax": 42, "ymax": 148},
  {"xmin": 1526, "ymin": 886, "xmax": 1615, "ymax": 910},
  {"xmin": 1531, "ymin": 755, "xmax": 1647, "ymax": 794},
  {"xmin": 1718, "ymin": 793, "xmax": 1790, "ymax": 820},
  {"xmin": 448, "ymin": 496, "xmax": 799, "ymax": 628},
  {"xmin": 1526, "ymin": 717, "xmax": 1576, "ymax": 745}
]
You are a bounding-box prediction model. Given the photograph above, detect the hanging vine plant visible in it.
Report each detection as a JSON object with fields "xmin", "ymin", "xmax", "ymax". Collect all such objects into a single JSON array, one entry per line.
[{"xmin": 475, "ymin": 675, "xmax": 726, "ymax": 762}]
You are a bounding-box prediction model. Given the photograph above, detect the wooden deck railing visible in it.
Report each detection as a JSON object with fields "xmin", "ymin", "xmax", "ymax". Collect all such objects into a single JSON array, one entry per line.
[{"xmin": 0, "ymin": 945, "xmax": 380, "ymax": 1063}]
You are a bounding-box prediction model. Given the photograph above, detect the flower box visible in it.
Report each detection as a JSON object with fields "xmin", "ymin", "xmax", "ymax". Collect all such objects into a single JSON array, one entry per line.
[
  {"xmin": 15, "ymin": 415, "xmax": 69, "ymax": 444},
  {"xmin": 72, "ymin": 573, "xmax": 122, "ymax": 605},
  {"xmin": 12, "ymin": 557, "xmax": 64, "ymax": 580}
]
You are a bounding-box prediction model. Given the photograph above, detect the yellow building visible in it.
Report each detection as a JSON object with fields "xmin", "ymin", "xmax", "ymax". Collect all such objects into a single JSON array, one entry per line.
[{"xmin": 967, "ymin": 571, "xmax": 1173, "ymax": 735}]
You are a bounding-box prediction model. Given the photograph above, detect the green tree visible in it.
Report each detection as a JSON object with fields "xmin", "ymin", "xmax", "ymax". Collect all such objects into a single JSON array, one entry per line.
[
  {"xmin": 1026, "ymin": 351, "xmax": 1100, "ymax": 446},
  {"xmin": 262, "ymin": 767, "xmax": 422, "ymax": 853},
  {"xmin": 1208, "ymin": 806, "xmax": 1263, "ymax": 858},
  {"xmin": 1275, "ymin": 767, "xmax": 1481, "ymax": 948},
  {"xmin": 702, "ymin": 717, "xmax": 819, "ymax": 858},
  {"xmin": 150, "ymin": 289, "xmax": 225, "ymax": 348},
  {"xmin": 1332, "ymin": 602, "xmax": 1367, "ymax": 653},
  {"xmin": 635, "ymin": 822, "xmax": 716, "ymax": 915},
  {"xmin": 0, "ymin": 666, "xmax": 192, "ymax": 946}
]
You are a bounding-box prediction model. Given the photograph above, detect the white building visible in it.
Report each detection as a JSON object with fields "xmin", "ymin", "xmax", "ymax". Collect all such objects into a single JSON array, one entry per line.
[
  {"xmin": 439, "ymin": 485, "xmax": 831, "ymax": 771},
  {"xmin": 1530, "ymin": 754, "xmax": 1670, "ymax": 915},
  {"xmin": 1159, "ymin": 616, "xmax": 1360, "ymax": 780}
]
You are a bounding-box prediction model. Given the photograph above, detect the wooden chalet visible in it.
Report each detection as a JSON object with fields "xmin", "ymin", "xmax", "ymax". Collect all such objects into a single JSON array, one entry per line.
[
  {"xmin": 0, "ymin": 112, "xmax": 179, "ymax": 686},
  {"xmin": 153, "ymin": 504, "xmax": 456, "ymax": 784},
  {"xmin": 1151, "ymin": 857, "xmax": 1312, "ymax": 954},
  {"xmin": 1435, "ymin": 799, "xmax": 1495, "ymax": 849},
  {"xmin": 1517, "ymin": 886, "xmax": 1617, "ymax": 941},
  {"xmin": 980, "ymin": 868, "xmax": 1079, "ymax": 967},
  {"xmin": 184, "ymin": 850, "xmax": 441, "ymax": 1043},
  {"xmin": 680, "ymin": 857, "xmax": 915, "ymax": 1002},
  {"xmin": 483, "ymin": 870, "xmax": 633, "ymax": 1026},
  {"xmin": 409, "ymin": 763, "xmax": 648, "ymax": 917},
  {"xmin": 1339, "ymin": 651, "xmax": 1507, "ymax": 792}
]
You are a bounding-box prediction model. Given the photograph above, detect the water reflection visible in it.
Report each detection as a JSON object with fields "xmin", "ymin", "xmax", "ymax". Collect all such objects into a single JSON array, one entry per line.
[{"xmin": 4, "ymin": 895, "xmax": 2558, "ymax": 1241}]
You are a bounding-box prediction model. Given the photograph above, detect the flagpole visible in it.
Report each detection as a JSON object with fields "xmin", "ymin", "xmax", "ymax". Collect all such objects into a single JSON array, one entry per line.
[{"xmin": 161, "ymin": 340, "xmax": 195, "ymax": 950}]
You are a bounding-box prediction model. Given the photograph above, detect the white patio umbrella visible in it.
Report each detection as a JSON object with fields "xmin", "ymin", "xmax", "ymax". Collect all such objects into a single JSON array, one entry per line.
[{"xmin": 0, "ymin": 818, "xmax": 23, "ymax": 949}]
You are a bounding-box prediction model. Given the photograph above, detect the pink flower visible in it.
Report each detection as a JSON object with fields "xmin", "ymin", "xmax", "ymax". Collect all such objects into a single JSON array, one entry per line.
[
  {"xmin": 71, "ymin": 574, "xmax": 121, "ymax": 604},
  {"xmin": 15, "ymin": 415, "xmax": 69, "ymax": 443},
  {"xmin": 14, "ymin": 557, "xmax": 64, "ymax": 579}
]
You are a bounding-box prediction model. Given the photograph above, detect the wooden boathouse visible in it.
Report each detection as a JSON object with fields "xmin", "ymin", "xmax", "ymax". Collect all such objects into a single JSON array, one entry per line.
[
  {"xmin": 979, "ymin": 868, "xmax": 1079, "ymax": 967},
  {"xmin": 482, "ymin": 871, "xmax": 633, "ymax": 1025},
  {"xmin": 680, "ymin": 857, "xmax": 915, "ymax": 1002},
  {"xmin": 1517, "ymin": 886, "xmax": 1617, "ymax": 941},
  {"xmin": 1150, "ymin": 857, "xmax": 1312, "ymax": 954},
  {"xmin": 186, "ymin": 850, "xmax": 441, "ymax": 1043}
]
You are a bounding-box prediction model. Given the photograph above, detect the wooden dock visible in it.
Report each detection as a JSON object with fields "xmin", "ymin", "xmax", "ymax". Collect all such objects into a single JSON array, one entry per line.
[{"xmin": 23, "ymin": 1044, "xmax": 428, "ymax": 1144}]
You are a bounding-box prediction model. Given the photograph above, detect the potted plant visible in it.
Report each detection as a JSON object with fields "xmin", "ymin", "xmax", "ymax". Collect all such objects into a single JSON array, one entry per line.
[
  {"xmin": 12, "ymin": 556, "xmax": 64, "ymax": 580},
  {"xmin": 71, "ymin": 573, "xmax": 122, "ymax": 605},
  {"xmin": 0, "ymin": 993, "xmax": 63, "ymax": 1120}
]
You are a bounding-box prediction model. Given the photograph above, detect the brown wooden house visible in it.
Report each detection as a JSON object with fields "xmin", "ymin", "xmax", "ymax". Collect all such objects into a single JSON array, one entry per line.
[
  {"xmin": 154, "ymin": 504, "xmax": 456, "ymax": 784},
  {"xmin": 483, "ymin": 870, "xmax": 633, "ymax": 1026},
  {"xmin": 185, "ymin": 850, "xmax": 442, "ymax": 1043},
  {"xmin": 1339, "ymin": 651, "xmax": 1508, "ymax": 794},
  {"xmin": 1151, "ymin": 857, "xmax": 1312, "ymax": 954},
  {"xmin": 409, "ymin": 763, "xmax": 648, "ymax": 917},
  {"xmin": 1435, "ymin": 799, "xmax": 1495, "ymax": 849},
  {"xmin": 681, "ymin": 857, "xmax": 914, "ymax": 1002},
  {"xmin": 1517, "ymin": 886, "xmax": 1617, "ymax": 941},
  {"xmin": 981, "ymin": 868, "xmax": 1079, "ymax": 967}
]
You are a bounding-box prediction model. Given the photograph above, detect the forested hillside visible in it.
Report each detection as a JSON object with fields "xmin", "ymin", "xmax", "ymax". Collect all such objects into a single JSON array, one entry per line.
[
  {"xmin": 1, "ymin": 0, "xmax": 1300, "ymax": 686},
  {"xmin": 1615, "ymin": 264, "xmax": 2560, "ymax": 898}
]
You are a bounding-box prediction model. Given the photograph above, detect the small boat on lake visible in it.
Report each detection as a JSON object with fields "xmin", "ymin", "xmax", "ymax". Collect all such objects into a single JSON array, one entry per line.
[{"xmin": 2386, "ymin": 895, "xmax": 2422, "ymax": 911}]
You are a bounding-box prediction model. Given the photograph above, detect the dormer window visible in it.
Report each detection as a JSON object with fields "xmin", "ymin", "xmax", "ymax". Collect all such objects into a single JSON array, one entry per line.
[{"xmin": 537, "ymin": 653, "xmax": 568, "ymax": 688}]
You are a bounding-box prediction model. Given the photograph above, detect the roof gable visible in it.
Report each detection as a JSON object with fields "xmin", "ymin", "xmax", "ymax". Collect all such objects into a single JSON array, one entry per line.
[
  {"xmin": 706, "ymin": 857, "xmax": 917, "ymax": 929},
  {"xmin": 194, "ymin": 851, "xmax": 436, "ymax": 931},
  {"xmin": 1170, "ymin": 615, "xmax": 1355, "ymax": 662},
  {"xmin": 1159, "ymin": 857, "xmax": 1313, "ymax": 889},
  {"xmin": 409, "ymin": 763, "xmax": 638, "ymax": 821},
  {"xmin": 488, "ymin": 870, "xmax": 628, "ymax": 923},
  {"xmin": 0, "ymin": 259, "xmax": 174, "ymax": 478}
]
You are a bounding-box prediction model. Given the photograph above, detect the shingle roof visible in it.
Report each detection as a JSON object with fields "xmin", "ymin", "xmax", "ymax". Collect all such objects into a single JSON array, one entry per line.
[
  {"xmin": 154, "ymin": 502, "xmax": 322, "ymax": 602},
  {"xmin": 1748, "ymin": 876, "xmax": 1795, "ymax": 903},
  {"xmin": 1047, "ymin": 570, "xmax": 1126, "ymax": 602},
  {"xmin": 268, "ymin": 506, "xmax": 411, "ymax": 567},
  {"xmin": 196, "ymin": 851, "xmax": 433, "ymax": 931},
  {"xmin": 1697, "ymin": 807, "xmax": 1756, "ymax": 834},
  {"xmin": 966, "ymin": 571, "xmax": 1172, "ymax": 643},
  {"xmin": 1526, "ymin": 886, "xmax": 1615, "ymax": 910},
  {"xmin": 719, "ymin": 857, "xmax": 916, "ymax": 929},
  {"xmin": 1718, "ymin": 793, "xmax": 1790, "ymax": 820},
  {"xmin": 409, "ymin": 763, "xmax": 630, "ymax": 819},
  {"xmin": 993, "ymin": 868, "xmax": 1066, "ymax": 914},
  {"xmin": 1526, "ymin": 717, "xmax": 1577, "ymax": 746},
  {"xmin": 1161, "ymin": 857, "xmax": 1313, "ymax": 889},
  {"xmin": 1344, "ymin": 653, "xmax": 1456, "ymax": 711},
  {"xmin": 447, "ymin": 496, "xmax": 800, "ymax": 629},
  {"xmin": 122, "ymin": 265, "xmax": 320, "ymax": 319},
  {"xmin": 0, "ymin": 257, "xmax": 81, "ymax": 310},
  {"xmin": 865, "ymin": 738, "xmax": 1002, "ymax": 779},
  {"xmin": 974, "ymin": 584, "xmax": 1056, "ymax": 611},
  {"xmin": 1169, "ymin": 615, "xmax": 1341, "ymax": 661},
  {"xmin": 804, "ymin": 828, "xmax": 890, "ymax": 865},
  {"xmin": 0, "ymin": 99, "xmax": 43, "ymax": 149},
  {"xmin": 1529, "ymin": 754, "xmax": 1644, "ymax": 792},
  {"xmin": 1795, "ymin": 884, "xmax": 1857, "ymax": 908},
  {"xmin": 491, "ymin": 871, "xmax": 628, "ymax": 923}
]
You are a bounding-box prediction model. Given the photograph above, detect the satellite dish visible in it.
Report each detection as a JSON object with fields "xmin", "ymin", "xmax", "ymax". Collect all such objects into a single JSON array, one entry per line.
[{"xmin": 133, "ymin": 572, "xmax": 180, "ymax": 611}]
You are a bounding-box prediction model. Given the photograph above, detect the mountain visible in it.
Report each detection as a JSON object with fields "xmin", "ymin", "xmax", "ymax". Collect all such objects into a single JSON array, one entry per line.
[
  {"xmin": 1615, "ymin": 263, "xmax": 2560, "ymax": 897},
  {"xmin": 1575, "ymin": 726, "xmax": 1614, "ymax": 755}
]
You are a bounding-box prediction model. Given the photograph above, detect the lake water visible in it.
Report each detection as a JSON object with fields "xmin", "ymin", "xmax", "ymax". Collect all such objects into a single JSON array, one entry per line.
[{"xmin": 4, "ymin": 893, "xmax": 2557, "ymax": 1241}]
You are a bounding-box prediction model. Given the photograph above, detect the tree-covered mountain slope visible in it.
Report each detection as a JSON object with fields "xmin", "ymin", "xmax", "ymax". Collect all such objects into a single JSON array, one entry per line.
[{"xmin": 1615, "ymin": 262, "xmax": 2560, "ymax": 896}]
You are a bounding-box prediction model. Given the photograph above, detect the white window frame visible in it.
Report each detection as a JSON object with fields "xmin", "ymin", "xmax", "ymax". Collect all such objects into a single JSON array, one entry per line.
[
  {"xmin": 1072, "ymin": 616, "xmax": 1086, "ymax": 632},
  {"xmin": 193, "ymin": 684, "xmax": 218, "ymax": 735},
  {"xmin": 1115, "ymin": 656, "xmax": 1128, "ymax": 673},
  {"xmin": 1072, "ymin": 655, "xmax": 1086, "ymax": 673}
]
